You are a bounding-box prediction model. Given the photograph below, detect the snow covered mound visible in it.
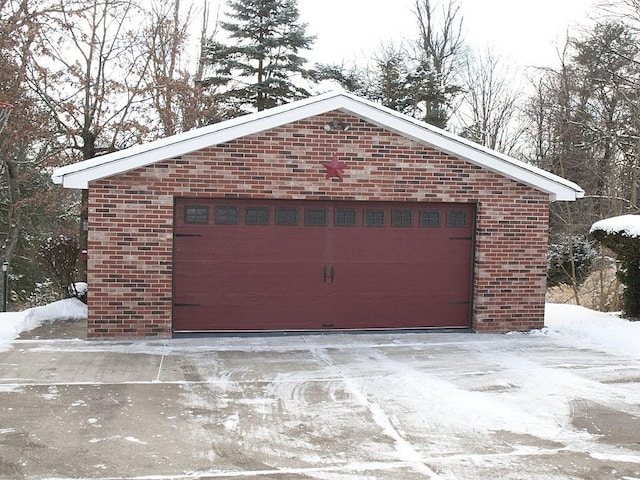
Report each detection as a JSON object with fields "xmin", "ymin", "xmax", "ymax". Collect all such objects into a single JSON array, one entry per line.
[
  {"xmin": 0, "ymin": 300, "xmax": 637, "ymax": 359},
  {"xmin": 0, "ymin": 298, "xmax": 87, "ymax": 350},
  {"xmin": 590, "ymin": 214, "xmax": 640, "ymax": 238},
  {"xmin": 543, "ymin": 303, "xmax": 639, "ymax": 356},
  {"xmin": 24, "ymin": 298, "xmax": 87, "ymax": 325}
]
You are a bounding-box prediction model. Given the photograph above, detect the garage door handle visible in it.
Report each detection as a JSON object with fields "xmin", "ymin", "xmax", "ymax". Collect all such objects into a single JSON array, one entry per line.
[{"xmin": 322, "ymin": 266, "xmax": 334, "ymax": 284}]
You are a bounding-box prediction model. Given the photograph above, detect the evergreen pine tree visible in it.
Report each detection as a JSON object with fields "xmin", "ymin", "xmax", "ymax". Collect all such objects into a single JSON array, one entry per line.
[
  {"xmin": 370, "ymin": 46, "xmax": 415, "ymax": 116},
  {"xmin": 202, "ymin": 0, "xmax": 314, "ymax": 116}
]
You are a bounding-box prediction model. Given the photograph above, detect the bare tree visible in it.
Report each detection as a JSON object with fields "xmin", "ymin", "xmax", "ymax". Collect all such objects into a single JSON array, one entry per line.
[
  {"xmin": 456, "ymin": 50, "xmax": 524, "ymax": 154},
  {"xmin": 26, "ymin": 0, "xmax": 157, "ymax": 281},
  {"xmin": 411, "ymin": 0, "xmax": 467, "ymax": 127},
  {"xmin": 599, "ymin": 0, "xmax": 640, "ymax": 26},
  {"xmin": 0, "ymin": 0, "xmax": 79, "ymax": 306},
  {"xmin": 311, "ymin": 0, "xmax": 467, "ymax": 129},
  {"xmin": 595, "ymin": 0, "xmax": 640, "ymax": 209},
  {"xmin": 31, "ymin": 0, "xmax": 152, "ymax": 161},
  {"xmin": 413, "ymin": 0, "xmax": 465, "ymax": 85},
  {"xmin": 521, "ymin": 22, "xmax": 640, "ymax": 309},
  {"xmin": 141, "ymin": 0, "xmax": 218, "ymax": 136}
]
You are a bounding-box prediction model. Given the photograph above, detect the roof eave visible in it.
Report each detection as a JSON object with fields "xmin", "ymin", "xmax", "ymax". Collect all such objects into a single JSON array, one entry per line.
[{"xmin": 51, "ymin": 91, "xmax": 584, "ymax": 201}]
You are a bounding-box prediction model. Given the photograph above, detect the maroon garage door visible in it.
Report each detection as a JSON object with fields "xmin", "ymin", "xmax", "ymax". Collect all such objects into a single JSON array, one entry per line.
[{"xmin": 173, "ymin": 199, "xmax": 474, "ymax": 332}]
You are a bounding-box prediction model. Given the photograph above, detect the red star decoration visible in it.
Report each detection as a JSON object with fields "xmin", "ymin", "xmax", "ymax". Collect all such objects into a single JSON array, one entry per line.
[{"xmin": 322, "ymin": 155, "xmax": 346, "ymax": 180}]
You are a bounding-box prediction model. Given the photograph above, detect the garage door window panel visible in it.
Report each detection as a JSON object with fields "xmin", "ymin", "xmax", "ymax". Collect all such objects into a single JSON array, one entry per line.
[
  {"xmin": 420, "ymin": 210, "xmax": 440, "ymax": 228},
  {"xmin": 392, "ymin": 209, "xmax": 413, "ymax": 227},
  {"xmin": 304, "ymin": 208, "xmax": 328, "ymax": 226},
  {"xmin": 215, "ymin": 206, "xmax": 239, "ymax": 225},
  {"xmin": 245, "ymin": 207, "xmax": 269, "ymax": 225},
  {"xmin": 184, "ymin": 206, "xmax": 209, "ymax": 224},
  {"xmin": 335, "ymin": 208, "xmax": 357, "ymax": 226},
  {"xmin": 275, "ymin": 207, "xmax": 298, "ymax": 226},
  {"xmin": 447, "ymin": 210, "xmax": 467, "ymax": 228},
  {"xmin": 364, "ymin": 209, "xmax": 385, "ymax": 227}
]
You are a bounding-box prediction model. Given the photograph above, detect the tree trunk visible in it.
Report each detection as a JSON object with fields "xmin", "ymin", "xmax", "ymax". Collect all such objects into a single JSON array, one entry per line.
[{"xmin": 2, "ymin": 158, "xmax": 22, "ymax": 309}]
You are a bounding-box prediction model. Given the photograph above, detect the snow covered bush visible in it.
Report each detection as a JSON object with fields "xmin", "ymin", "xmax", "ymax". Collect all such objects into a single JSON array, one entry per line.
[
  {"xmin": 547, "ymin": 234, "xmax": 597, "ymax": 288},
  {"xmin": 25, "ymin": 279, "xmax": 59, "ymax": 307},
  {"xmin": 591, "ymin": 215, "xmax": 640, "ymax": 319}
]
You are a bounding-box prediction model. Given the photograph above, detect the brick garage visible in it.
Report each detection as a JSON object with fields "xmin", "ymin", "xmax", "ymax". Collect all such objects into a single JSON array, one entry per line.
[{"xmin": 52, "ymin": 92, "xmax": 583, "ymax": 338}]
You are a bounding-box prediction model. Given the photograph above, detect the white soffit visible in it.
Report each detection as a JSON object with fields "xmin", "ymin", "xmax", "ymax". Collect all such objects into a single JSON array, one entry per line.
[{"xmin": 51, "ymin": 91, "xmax": 584, "ymax": 201}]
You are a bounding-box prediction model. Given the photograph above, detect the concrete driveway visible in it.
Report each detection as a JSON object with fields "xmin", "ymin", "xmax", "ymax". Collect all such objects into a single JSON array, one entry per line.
[{"xmin": 1, "ymin": 320, "xmax": 639, "ymax": 480}]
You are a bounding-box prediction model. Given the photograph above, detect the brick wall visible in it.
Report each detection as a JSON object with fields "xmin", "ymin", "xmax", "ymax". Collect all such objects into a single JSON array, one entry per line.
[{"xmin": 87, "ymin": 111, "xmax": 550, "ymax": 337}]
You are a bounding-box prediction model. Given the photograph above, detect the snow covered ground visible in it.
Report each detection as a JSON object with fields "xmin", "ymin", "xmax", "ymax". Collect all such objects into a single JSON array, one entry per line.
[
  {"xmin": 1, "ymin": 300, "xmax": 640, "ymax": 479},
  {"xmin": 1, "ymin": 298, "xmax": 638, "ymax": 357},
  {"xmin": 542, "ymin": 304, "xmax": 639, "ymax": 357},
  {"xmin": 0, "ymin": 298, "xmax": 87, "ymax": 351}
]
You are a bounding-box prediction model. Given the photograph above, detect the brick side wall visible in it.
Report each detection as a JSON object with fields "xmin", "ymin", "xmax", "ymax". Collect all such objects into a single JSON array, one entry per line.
[{"xmin": 87, "ymin": 111, "xmax": 549, "ymax": 337}]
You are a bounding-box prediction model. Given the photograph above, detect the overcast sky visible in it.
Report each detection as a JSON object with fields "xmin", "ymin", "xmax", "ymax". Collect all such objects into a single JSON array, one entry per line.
[{"xmin": 297, "ymin": 0, "xmax": 600, "ymax": 69}]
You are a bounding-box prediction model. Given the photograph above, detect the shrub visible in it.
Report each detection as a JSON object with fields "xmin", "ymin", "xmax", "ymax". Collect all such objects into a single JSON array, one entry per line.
[
  {"xmin": 38, "ymin": 235, "xmax": 81, "ymax": 301},
  {"xmin": 547, "ymin": 234, "xmax": 597, "ymax": 288},
  {"xmin": 591, "ymin": 215, "xmax": 640, "ymax": 319}
]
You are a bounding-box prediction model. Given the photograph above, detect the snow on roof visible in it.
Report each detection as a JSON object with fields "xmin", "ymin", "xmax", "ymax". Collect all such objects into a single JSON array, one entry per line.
[
  {"xmin": 51, "ymin": 91, "xmax": 584, "ymax": 201},
  {"xmin": 590, "ymin": 214, "xmax": 640, "ymax": 238}
]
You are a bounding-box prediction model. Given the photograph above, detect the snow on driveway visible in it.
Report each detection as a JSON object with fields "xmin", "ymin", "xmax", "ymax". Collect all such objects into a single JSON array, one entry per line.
[{"xmin": 0, "ymin": 301, "xmax": 639, "ymax": 479}]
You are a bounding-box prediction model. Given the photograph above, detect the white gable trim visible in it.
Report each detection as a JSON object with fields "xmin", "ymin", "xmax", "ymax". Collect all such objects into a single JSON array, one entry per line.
[{"xmin": 51, "ymin": 91, "xmax": 584, "ymax": 201}]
